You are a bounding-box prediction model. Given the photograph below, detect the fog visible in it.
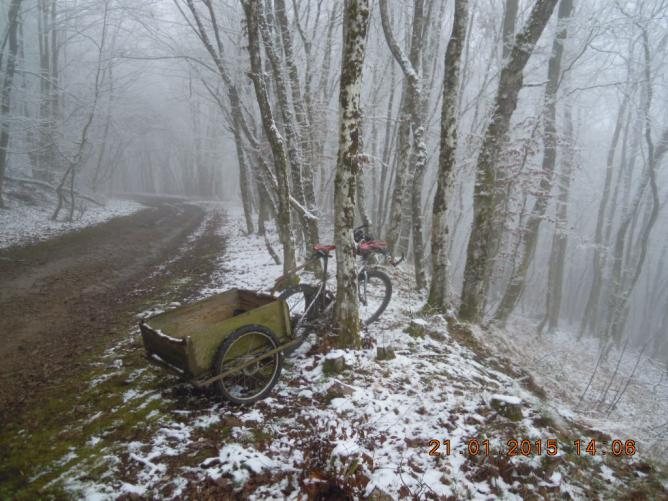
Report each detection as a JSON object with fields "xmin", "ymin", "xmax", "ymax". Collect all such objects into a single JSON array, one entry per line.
[{"xmin": 2, "ymin": 0, "xmax": 667, "ymax": 382}]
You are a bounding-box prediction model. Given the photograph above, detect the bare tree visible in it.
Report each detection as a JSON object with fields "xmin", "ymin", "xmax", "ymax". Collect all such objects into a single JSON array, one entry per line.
[
  {"xmin": 604, "ymin": 20, "xmax": 666, "ymax": 344},
  {"xmin": 0, "ymin": 0, "xmax": 22, "ymax": 208},
  {"xmin": 426, "ymin": 0, "xmax": 469, "ymax": 313},
  {"xmin": 537, "ymin": 98, "xmax": 575, "ymax": 335},
  {"xmin": 52, "ymin": 0, "xmax": 110, "ymax": 221},
  {"xmin": 242, "ymin": 0, "xmax": 296, "ymax": 272},
  {"xmin": 257, "ymin": 1, "xmax": 318, "ymax": 251},
  {"xmin": 459, "ymin": 0, "xmax": 560, "ymax": 323},
  {"xmin": 379, "ymin": 0, "xmax": 429, "ymax": 289},
  {"xmin": 493, "ymin": 0, "xmax": 574, "ymax": 324}
]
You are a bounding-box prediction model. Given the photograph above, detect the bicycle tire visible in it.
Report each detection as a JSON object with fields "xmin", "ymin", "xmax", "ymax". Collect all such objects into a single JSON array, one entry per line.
[{"xmin": 358, "ymin": 268, "xmax": 392, "ymax": 325}]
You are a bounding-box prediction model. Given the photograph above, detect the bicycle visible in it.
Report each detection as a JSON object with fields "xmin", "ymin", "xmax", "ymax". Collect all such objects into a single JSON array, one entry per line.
[{"xmin": 275, "ymin": 225, "xmax": 403, "ymax": 354}]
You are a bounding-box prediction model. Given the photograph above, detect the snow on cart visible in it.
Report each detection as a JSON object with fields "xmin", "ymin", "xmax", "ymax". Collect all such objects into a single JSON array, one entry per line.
[{"xmin": 139, "ymin": 288, "xmax": 299, "ymax": 403}]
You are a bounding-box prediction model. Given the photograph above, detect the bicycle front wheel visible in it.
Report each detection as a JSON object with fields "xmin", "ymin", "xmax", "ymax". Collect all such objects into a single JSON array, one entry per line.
[{"xmin": 358, "ymin": 268, "xmax": 392, "ymax": 325}]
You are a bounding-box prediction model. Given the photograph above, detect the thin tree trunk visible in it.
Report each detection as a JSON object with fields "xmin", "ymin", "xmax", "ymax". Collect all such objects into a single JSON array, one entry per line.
[
  {"xmin": 257, "ymin": 1, "xmax": 318, "ymax": 251},
  {"xmin": 605, "ymin": 29, "xmax": 663, "ymax": 345},
  {"xmin": 577, "ymin": 91, "xmax": 630, "ymax": 338},
  {"xmin": 333, "ymin": 0, "xmax": 370, "ymax": 348},
  {"xmin": 376, "ymin": 63, "xmax": 396, "ymax": 231},
  {"xmin": 538, "ymin": 100, "xmax": 575, "ymax": 335},
  {"xmin": 273, "ymin": 0, "xmax": 318, "ymax": 215},
  {"xmin": 0, "ymin": 0, "xmax": 22, "ymax": 208},
  {"xmin": 232, "ymin": 113, "xmax": 255, "ymax": 234},
  {"xmin": 316, "ymin": 3, "xmax": 338, "ymax": 203},
  {"xmin": 242, "ymin": 0, "xmax": 296, "ymax": 272},
  {"xmin": 379, "ymin": 0, "xmax": 428, "ymax": 289},
  {"xmin": 53, "ymin": 0, "xmax": 109, "ymax": 221},
  {"xmin": 426, "ymin": 0, "xmax": 469, "ymax": 313}
]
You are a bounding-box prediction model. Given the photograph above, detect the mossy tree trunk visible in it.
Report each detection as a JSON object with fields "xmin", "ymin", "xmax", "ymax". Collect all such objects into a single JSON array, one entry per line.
[
  {"xmin": 459, "ymin": 0, "xmax": 560, "ymax": 323},
  {"xmin": 493, "ymin": 0, "xmax": 573, "ymax": 324},
  {"xmin": 426, "ymin": 0, "xmax": 469, "ymax": 313},
  {"xmin": 333, "ymin": 0, "xmax": 370, "ymax": 348}
]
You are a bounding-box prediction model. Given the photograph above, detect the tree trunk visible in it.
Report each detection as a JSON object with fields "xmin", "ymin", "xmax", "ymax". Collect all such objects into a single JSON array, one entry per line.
[
  {"xmin": 493, "ymin": 0, "xmax": 573, "ymax": 324},
  {"xmin": 501, "ymin": 0, "xmax": 519, "ymax": 60},
  {"xmin": 384, "ymin": 85, "xmax": 412, "ymax": 254},
  {"xmin": 379, "ymin": 0, "xmax": 429, "ymax": 289},
  {"xmin": 356, "ymin": 171, "xmax": 371, "ymax": 230},
  {"xmin": 257, "ymin": 1, "xmax": 318, "ymax": 252},
  {"xmin": 0, "ymin": 0, "xmax": 22, "ymax": 208},
  {"xmin": 426, "ymin": 0, "xmax": 469, "ymax": 312},
  {"xmin": 376, "ymin": 63, "xmax": 396, "ymax": 231},
  {"xmin": 604, "ymin": 29, "xmax": 664, "ymax": 345},
  {"xmin": 459, "ymin": 0, "xmax": 560, "ymax": 323},
  {"xmin": 538, "ymin": 101, "xmax": 575, "ymax": 335},
  {"xmin": 577, "ymin": 90, "xmax": 630, "ymax": 338},
  {"xmin": 243, "ymin": 1, "xmax": 296, "ymax": 272},
  {"xmin": 53, "ymin": 0, "xmax": 109, "ymax": 222},
  {"xmin": 333, "ymin": 0, "xmax": 370, "ymax": 348},
  {"xmin": 273, "ymin": 0, "xmax": 318, "ymax": 216},
  {"xmin": 232, "ymin": 112, "xmax": 255, "ymax": 234}
]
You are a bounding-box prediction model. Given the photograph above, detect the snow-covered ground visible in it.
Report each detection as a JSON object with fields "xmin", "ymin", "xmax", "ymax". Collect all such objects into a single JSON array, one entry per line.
[
  {"xmin": 0, "ymin": 198, "xmax": 143, "ymax": 250},
  {"xmin": 39, "ymin": 205, "xmax": 666, "ymax": 499},
  {"xmin": 487, "ymin": 318, "xmax": 668, "ymax": 463}
]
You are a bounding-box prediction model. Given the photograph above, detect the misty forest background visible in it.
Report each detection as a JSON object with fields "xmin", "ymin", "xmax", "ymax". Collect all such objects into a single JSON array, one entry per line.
[{"xmin": 1, "ymin": 0, "xmax": 667, "ymax": 362}]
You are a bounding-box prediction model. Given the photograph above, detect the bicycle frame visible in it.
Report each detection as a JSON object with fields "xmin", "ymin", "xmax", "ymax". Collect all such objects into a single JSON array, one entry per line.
[{"xmin": 290, "ymin": 248, "xmax": 381, "ymax": 338}]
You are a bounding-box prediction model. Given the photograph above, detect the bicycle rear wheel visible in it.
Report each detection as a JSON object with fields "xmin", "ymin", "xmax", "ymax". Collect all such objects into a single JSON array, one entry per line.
[
  {"xmin": 358, "ymin": 268, "xmax": 392, "ymax": 325},
  {"xmin": 278, "ymin": 284, "xmax": 323, "ymax": 355}
]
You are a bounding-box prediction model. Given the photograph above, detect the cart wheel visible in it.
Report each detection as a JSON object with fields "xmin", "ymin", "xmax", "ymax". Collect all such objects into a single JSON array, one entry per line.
[{"xmin": 212, "ymin": 325, "xmax": 283, "ymax": 404}]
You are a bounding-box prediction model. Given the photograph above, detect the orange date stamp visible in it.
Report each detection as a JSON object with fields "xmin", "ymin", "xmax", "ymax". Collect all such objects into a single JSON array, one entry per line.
[{"xmin": 428, "ymin": 438, "xmax": 637, "ymax": 457}]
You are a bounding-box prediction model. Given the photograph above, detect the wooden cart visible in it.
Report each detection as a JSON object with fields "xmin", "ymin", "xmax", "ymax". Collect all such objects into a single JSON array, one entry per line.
[{"xmin": 139, "ymin": 288, "xmax": 300, "ymax": 403}]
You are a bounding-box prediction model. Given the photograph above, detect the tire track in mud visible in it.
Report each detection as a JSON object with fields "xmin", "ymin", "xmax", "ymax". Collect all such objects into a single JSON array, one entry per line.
[{"xmin": 0, "ymin": 197, "xmax": 223, "ymax": 426}]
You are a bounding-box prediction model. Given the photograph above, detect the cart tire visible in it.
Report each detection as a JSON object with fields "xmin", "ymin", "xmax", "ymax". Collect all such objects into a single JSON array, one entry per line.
[
  {"xmin": 358, "ymin": 268, "xmax": 392, "ymax": 325},
  {"xmin": 212, "ymin": 325, "xmax": 283, "ymax": 404}
]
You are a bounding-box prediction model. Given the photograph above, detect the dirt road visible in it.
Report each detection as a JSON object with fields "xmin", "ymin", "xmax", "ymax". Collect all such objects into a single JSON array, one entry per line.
[{"xmin": 0, "ymin": 197, "xmax": 222, "ymax": 424}]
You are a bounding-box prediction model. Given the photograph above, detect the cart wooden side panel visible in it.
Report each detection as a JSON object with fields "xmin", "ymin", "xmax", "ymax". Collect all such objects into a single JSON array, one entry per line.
[{"xmin": 140, "ymin": 289, "xmax": 291, "ymax": 378}]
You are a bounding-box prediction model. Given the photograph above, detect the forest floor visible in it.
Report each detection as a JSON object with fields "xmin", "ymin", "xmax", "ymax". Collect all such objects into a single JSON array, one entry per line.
[{"xmin": 0, "ymin": 204, "xmax": 666, "ymax": 500}]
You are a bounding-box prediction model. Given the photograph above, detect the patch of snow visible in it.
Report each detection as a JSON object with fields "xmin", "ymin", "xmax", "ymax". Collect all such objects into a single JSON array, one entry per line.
[
  {"xmin": 331, "ymin": 439, "xmax": 360, "ymax": 457},
  {"xmin": 192, "ymin": 414, "xmax": 221, "ymax": 429},
  {"xmin": 205, "ymin": 443, "xmax": 276, "ymax": 487},
  {"xmin": 490, "ymin": 394, "xmax": 522, "ymax": 405},
  {"xmin": 0, "ymin": 198, "xmax": 143, "ymax": 249}
]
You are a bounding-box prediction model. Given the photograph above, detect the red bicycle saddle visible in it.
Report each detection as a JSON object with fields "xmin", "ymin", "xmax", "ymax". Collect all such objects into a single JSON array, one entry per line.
[
  {"xmin": 314, "ymin": 244, "xmax": 336, "ymax": 252},
  {"xmin": 359, "ymin": 240, "xmax": 388, "ymax": 251}
]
